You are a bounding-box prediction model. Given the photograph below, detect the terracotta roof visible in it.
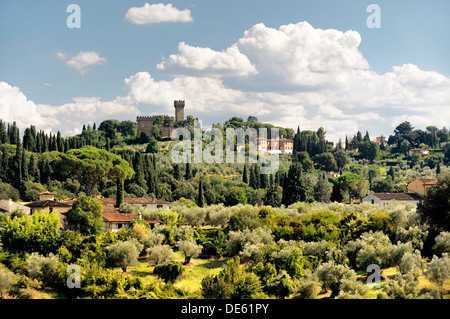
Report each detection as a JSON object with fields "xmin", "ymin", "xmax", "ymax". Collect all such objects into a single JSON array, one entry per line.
[
  {"xmin": 99, "ymin": 197, "xmax": 170, "ymax": 205},
  {"xmin": 25, "ymin": 200, "xmax": 72, "ymax": 208},
  {"xmin": 416, "ymin": 178, "xmax": 438, "ymax": 185},
  {"xmin": 39, "ymin": 191, "xmax": 56, "ymax": 195},
  {"xmin": 59, "ymin": 198, "xmax": 76, "ymax": 205},
  {"xmin": 103, "ymin": 205, "xmax": 120, "ymax": 214},
  {"xmin": 370, "ymin": 193, "xmax": 424, "ymax": 201},
  {"xmin": 102, "ymin": 212, "xmax": 159, "ymax": 225},
  {"xmin": 102, "ymin": 213, "xmax": 138, "ymax": 222}
]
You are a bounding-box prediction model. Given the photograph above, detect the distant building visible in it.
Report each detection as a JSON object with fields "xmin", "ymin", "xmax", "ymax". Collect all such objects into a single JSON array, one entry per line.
[
  {"xmin": 407, "ymin": 178, "xmax": 437, "ymax": 197},
  {"xmin": 362, "ymin": 193, "xmax": 424, "ymax": 208},
  {"xmin": 98, "ymin": 197, "xmax": 170, "ymax": 210},
  {"xmin": 25, "ymin": 200, "xmax": 72, "ymax": 229},
  {"xmin": 408, "ymin": 148, "xmax": 430, "ymax": 157},
  {"xmin": 102, "ymin": 206, "xmax": 159, "ymax": 232},
  {"xmin": 374, "ymin": 136, "xmax": 387, "ymax": 147},
  {"xmin": 38, "ymin": 191, "xmax": 56, "ymax": 201},
  {"xmin": 325, "ymin": 172, "xmax": 340, "ymax": 178},
  {"xmin": 257, "ymin": 137, "xmax": 293, "ymax": 155},
  {"xmin": 0, "ymin": 199, "xmax": 31, "ymax": 215},
  {"xmin": 137, "ymin": 100, "xmax": 185, "ymax": 139}
]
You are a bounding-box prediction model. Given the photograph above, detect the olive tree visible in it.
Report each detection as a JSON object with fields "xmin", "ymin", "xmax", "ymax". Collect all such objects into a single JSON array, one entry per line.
[
  {"xmin": 314, "ymin": 261, "xmax": 357, "ymax": 298},
  {"xmin": 434, "ymin": 231, "xmax": 450, "ymax": 255},
  {"xmin": 177, "ymin": 240, "xmax": 203, "ymax": 264},
  {"xmin": 27, "ymin": 252, "xmax": 60, "ymax": 285},
  {"xmin": 147, "ymin": 245, "xmax": 174, "ymax": 265},
  {"xmin": 107, "ymin": 240, "xmax": 143, "ymax": 272},
  {"xmin": 426, "ymin": 253, "xmax": 450, "ymax": 286},
  {"xmin": 0, "ymin": 270, "xmax": 14, "ymax": 299}
]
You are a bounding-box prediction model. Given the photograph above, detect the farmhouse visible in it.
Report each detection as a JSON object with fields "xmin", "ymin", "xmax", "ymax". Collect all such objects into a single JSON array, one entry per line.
[
  {"xmin": 407, "ymin": 178, "xmax": 438, "ymax": 197},
  {"xmin": 362, "ymin": 193, "xmax": 424, "ymax": 208},
  {"xmin": 0, "ymin": 199, "xmax": 31, "ymax": 215},
  {"xmin": 25, "ymin": 200, "xmax": 72, "ymax": 230},
  {"xmin": 408, "ymin": 148, "xmax": 430, "ymax": 157},
  {"xmin": 98, "ymin": 197, "xmax": 170, "ymax": 210},
  {"xmin": 102, "ymin": 206, "xmax": 159, "ymax": 232}
]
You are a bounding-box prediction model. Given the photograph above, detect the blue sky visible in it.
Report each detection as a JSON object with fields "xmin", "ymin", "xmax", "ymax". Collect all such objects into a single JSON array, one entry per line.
[{"xmin": 1, "ymin": 0, "xmax": 449, "ymax": 141}]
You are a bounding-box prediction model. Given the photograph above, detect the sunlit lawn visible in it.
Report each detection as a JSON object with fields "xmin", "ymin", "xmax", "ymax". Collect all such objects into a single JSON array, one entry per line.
[{"xmin": 128, "ymin": 251, "xmax": 229, "ymax": 294}]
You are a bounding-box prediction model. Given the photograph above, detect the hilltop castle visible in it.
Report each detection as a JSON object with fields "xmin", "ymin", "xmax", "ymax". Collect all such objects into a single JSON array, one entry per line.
[{"xmin": 137, "ymin": 100, "xmax": 185, "ymax": 139}]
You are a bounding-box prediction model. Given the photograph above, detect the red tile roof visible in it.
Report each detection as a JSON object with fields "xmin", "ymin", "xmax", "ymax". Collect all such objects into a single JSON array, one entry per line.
[
  {"xmin": 25, "ymin": 200, "xmax": 72, "ymax": 208},
  {"xmin": 102, "ymin": 211, "xmax": 159, "ymax": 224},
  {"xmin": 416, "ymin": 178, "xmax": 438, "ymax": 185},
  {"xmin": 39, "ymin": 191, "xmax": 56, "ymax": 195},
  {"xmin": 99, "ymin": 197, "xmax": 170, "ymax": 205},
  {"xmin": 102, "ymin": 213, "xmax": 138, "ymax": 222},
  {"xmin": 370, "ymin": 193, "xmax": 424, "ymax": 201}
]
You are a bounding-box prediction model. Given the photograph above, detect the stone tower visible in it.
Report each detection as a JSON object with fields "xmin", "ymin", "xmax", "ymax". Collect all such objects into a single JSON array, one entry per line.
[{"xmin": 174, "ymin": 100, "xmax": 185, "ymax": 122}]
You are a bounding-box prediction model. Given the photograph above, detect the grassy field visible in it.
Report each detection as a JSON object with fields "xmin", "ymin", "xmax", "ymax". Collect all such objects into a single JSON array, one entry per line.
[{"xmin": 128, "ymin": 251, "xmax": 229, "ymax": 295}]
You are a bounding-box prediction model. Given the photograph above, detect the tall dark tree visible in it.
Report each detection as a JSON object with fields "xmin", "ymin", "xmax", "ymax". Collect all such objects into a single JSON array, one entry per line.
[
  {"xmin": 197, "ymin": 179, "xmax": 205, "ymax": 207},
  {"xmin": 242, "ymin": 164, "xmax": 248, "ymax": 184},
  {"xmin": 133, "ymin": 152, "xmax": 147, "ymax": 189},
  {"xmin": 260, "ymin": 171, "xmax": 268, "ymax": 189},
  {"xmin": 249, "ymin": 165, "xmax": 257, "ymax": 189},
  {"xmin": 185, "ymin": 162, "xmax": 192, "ymax": 180},
  {"xmin": 282, "ymin": 162, "xmax": 313, "ymax": 205},
  {"xmin": 57, "ymin": 131, "xmax": 64, "ymax": 153},
  {"xmin": 417, "ymin": 174, "xmax": 450, "ymax": 231},
  {"xmin": 13, "ymin": 146, "xmax": 22, "ymax": 191},
  {"xmin": 0, "ymin": 120, "xmax": 8, "ymax": 144},
  {"xmin": 173, "ymin": 164, "xmax": 181, "ymax": 181},
  {"xmin": 264, "ymin": 184, "xmax": 283, "ymax": 207},
  {"xmin": 116, "ymin": 178, "xmax": 124, "ymax": 208},
  {"xmin": 387, "ymin": 166, "xmax": 395, "ymax": 181},
  {"xmin": 314, "ymin": 176, "xmax": 331, "ymax": 203},
  {"xmin": 28, "ymin": 154, "xmax": 40, "ymax": 182}
]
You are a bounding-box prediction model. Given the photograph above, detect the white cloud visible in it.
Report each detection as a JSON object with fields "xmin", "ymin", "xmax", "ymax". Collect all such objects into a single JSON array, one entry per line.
[
  {"xmin": 157, "ymin": 42, "xmax": 257, "ymax": 77},
  {"xmin": 125, "ymin": 3, "xmax": 193, "ymax": 25},
  {"xmin": 57, "ymin": 51, "xmax": 107, "ymax": 74},
  {"xmin": 37, "ymin": 96, "xmax": 139, "ymax": 136},
  {"xmin": 0, "ymin": 81, "xmax": 49, "ymax": 130},
  {"xmin": 4, "ymin": 22, "xmax": 450, "ymax": 144}
]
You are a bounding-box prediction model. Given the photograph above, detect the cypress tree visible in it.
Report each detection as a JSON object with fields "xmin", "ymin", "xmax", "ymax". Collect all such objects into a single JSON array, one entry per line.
[
  {"xmin": 254, "ymin": 164, "xmax": 261, "ymax": 189},
  {"xmin": 260, "ymin": 171, "xmax": 268, "ymax": 189},
  {"xmin": 242, "ymin": 164, "xmax": 248, "ymax": 184},
  {"xmin": 0, "ymin": 120, "xmax": 8, "ymax": 144},
  {"xmin": 197, "ymin": 179, "xmax": 205, "ymax": 207},
  {"xmin": 57, "ymin": 131, "xmax": 64, "ymax": 153},
  {"xmin": 133, "ymin": 152, "xmax": 146, "ymax": 189},
  {"xmin": 249, "ymin": 165, "xmax": 256, "ymax": 189},
  {"xmin": 13, "ymin": 146, "xmax": 22, "ymax": 190},
  {"xmin": 313, "ymin": 177, "xmax": 331, "ymax": 203},
  {"xmin": 173, "ymin": 164, "xmax": 181, "ymax": 181},
  {"xmin": 185, "ymin": 162, "xmax": 192, "ymax": 180},
  {"xmin": 21, "ymin": 149, "xmax": 28, "ymax": 182},
  {"xmin": 388, "ymin": 166, "xmax": 395, "ymax": 181},
  {"xmin": 282, "ymin": 162, "xmax": 313, "ymax": 205},
  {"xmin": 29, "ymin": 154, "xmax": 40, "ymax": 182},
  {"xmin": 116, "ymin": 178, "xmax": 124, "ymax": 208}
]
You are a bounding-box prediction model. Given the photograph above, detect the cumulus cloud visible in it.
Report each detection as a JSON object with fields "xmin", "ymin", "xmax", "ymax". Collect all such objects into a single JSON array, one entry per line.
[
  {"xmin": 4, "ymin": 21, "xmax": 450, "ymax": 143},
  {"xmin": 37, "ymin": 96, "xmax": 139, "ymax": 136},
  {"xmin": 125, "ymin": 3, "xmax": 193, "ymax": 25},
  {"xmin": 57, "ymin": 51, "xmax": 107, "ymax": 74},
  {"xmin": 0, "ymin": 81, "xmax": 49, "ymax": 130},
  {"xmin": 157, "ymin": 42, "xmax": 257, "ymax": 77}
]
